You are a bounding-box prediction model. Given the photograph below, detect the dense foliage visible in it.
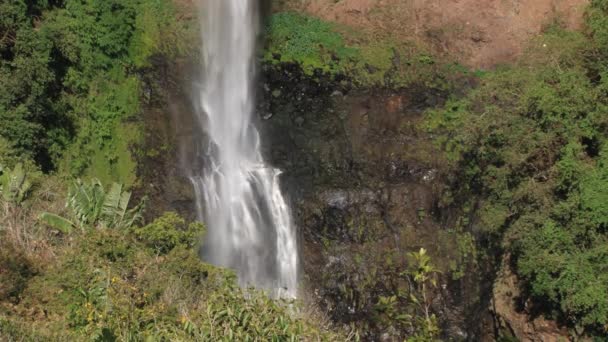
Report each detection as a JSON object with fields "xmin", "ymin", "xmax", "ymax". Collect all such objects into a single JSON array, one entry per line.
[
  {"xmin": 427, "ymin": 1, "xmax": 608, "ymax": 336},
  {"xmin": 1, "ymin": 212, "xmax": 337, "ymax": 341},
  {"xmin": 0, "ymin": 0, "xmax": 190, "ymax": 184}
]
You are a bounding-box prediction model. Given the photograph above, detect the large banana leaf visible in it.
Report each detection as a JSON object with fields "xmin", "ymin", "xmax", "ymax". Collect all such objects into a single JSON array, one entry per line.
[
  {"xmin": 68, "ymin": 179, "xmax": 105, "ymax": 227},
  {"xmin": 62, "ymin": 178, "xmax": 146, "ymax": 229},
  {"xmin": 101, "ymin": 182, "xmax": 123, "ymax": 227},
  {"xmin": 0, "ymin": 163, "xmax": 32, "ymax": 204},
  {"xmin": 122, "ymin": 196, "xmax": 146, "ymax": 229},
  {"xmin": 102, "ymin": 183, "xmax": 123, "ymax": 215},
  {"xmin": 39, "ymin": 212, "xmax": 75, "ymax": 234}
]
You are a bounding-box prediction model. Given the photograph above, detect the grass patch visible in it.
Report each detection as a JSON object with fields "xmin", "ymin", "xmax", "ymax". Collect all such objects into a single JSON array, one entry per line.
[{"xmin": 265, "ymin": 12, "xmax": 468, "ymax": 89}]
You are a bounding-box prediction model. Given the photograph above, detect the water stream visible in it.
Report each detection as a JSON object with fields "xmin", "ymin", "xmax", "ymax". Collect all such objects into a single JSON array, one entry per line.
[{"xmin": 188, "ymin": 0, "xmax": 298, "ymax": 298}]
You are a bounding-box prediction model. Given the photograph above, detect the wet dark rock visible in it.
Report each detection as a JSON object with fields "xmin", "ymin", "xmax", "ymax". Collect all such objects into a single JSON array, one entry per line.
[
  {"xmin": 259, "ymin": 61, "xmax": 486, "ymax": 340},
  {"xmin": 136, "ymin": 57, "xmax": 199, "ymax": 223},
  {"xmin": 142, "ymin": 57, "xmax": 489, "ymax": 341}
]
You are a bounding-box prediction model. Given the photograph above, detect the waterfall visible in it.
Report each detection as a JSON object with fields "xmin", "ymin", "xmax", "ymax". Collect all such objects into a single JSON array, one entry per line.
[{"xmin": 189, "ymin": 0, "xmax": 298, "ymax": 298}]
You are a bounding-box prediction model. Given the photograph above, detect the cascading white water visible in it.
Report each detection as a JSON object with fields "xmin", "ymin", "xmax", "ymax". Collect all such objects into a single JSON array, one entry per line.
[{"xmin": 189, "ymin": 0, "xmax": 298, "ymax": 298}]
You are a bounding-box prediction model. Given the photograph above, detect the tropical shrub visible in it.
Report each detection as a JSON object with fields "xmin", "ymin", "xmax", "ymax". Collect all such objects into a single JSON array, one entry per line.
[
  {"xmin": 40, "ymin": 178, "xmax": 145, "ymax": 232},
  {"xmin": 373, "ymin": 248, "xmax": 442, "ymax": 341},
  {"xmin": 133, "ymin": 212, "xmax": 204, "ymax": 255}
]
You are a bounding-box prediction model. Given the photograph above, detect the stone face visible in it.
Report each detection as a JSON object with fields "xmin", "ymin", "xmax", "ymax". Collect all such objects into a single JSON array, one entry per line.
[
  {"xmin": 259, "ymin": 62, "xmax": 483, "ymax": 340},
  {"xmin": 137, "ymin": 58, "xmax": 200, "ymax": 223}
]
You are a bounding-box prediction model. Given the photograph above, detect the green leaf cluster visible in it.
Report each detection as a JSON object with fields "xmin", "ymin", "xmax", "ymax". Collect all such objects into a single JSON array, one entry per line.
[
  {"xmin": 0, "ymin": 162, "xmax": 32, "ymax": 204},
  {"xmin": 133, "ymin": 212, "xmax": 204, "ymax": 255},
  {"xmin": 40, "ymin": 178, "xmax": 146, "ymax": 233},
  {"xmin": 265, "ymin": 12, "xmax": 358, "ymax": 74}
]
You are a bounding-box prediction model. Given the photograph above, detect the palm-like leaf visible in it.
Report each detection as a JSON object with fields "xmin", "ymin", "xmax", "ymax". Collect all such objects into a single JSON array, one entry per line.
[
  {"xmin": 63, "ymin": 178, "xmax": 146, "ymax": 230},
  {"xmin": 68, "ymin": 179, "xmax": 105, "ymax": 227},
  {"xmin": 0, "ymin": 163, "xmax": 32, "ymax": 204},
  {"xmin": 101, "ymin": 182, "xmax": 123, "ymax": 227},
  {"xmin": 121, "ymin": 196, "xmax": 146, "ymax": 229},
  {"xmin": 39, "ymin": 212, "xmax": 75, "ymax": 234}
]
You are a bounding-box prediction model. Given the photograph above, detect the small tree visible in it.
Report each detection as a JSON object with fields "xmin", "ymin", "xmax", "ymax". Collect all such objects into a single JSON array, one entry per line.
[{"xmin": 403, "ymin": 248, "xmax": 441, "ymax": 341}]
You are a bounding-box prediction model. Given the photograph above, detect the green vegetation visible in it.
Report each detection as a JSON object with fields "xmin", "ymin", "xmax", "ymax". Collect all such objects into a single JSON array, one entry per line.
[
  {"xmin": 1, "ymin": 209, "xmax": 339, "ymax": 340},
  {"xmin": 265, "ymin": 12, "xmax": 467, "ymax": 88},
  {"xmin": 0, "ymin": 162, "xmax": 32, "ymax": 204},
  {"xmin": 133, "ymin": 212, "xmax": 203, "ymax": 254},
  {"xmin": 374, "ymin": 248, "xmax": 442, "ymax": 341},
  {"xmin": 0, "ymin": 0, "xmax": 193, "ymax": 184},
  {"xmin": 426, "ymin": 1, "xmax": 608, "ymax": 336},
  {"xmin": 0, "ymin": 2, "xmax": 344, "ymax": 341},
  {"xmin": 40, "ymin": 178, "xmax": 146, "ymax": 233}
]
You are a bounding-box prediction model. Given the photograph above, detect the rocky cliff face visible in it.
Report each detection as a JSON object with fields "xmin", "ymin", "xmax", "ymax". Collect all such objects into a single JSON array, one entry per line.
[
  {"xmin": 257, "ymin": 63, "xmax": 487, "ymax": 340},
  {"xmin": 140, "ymin": 57, "xmax": 566, "ymax": 340},
  {"xmin": 276, "ymin": 0, "xmax": 588, "ymax": 69},
  {"xmin": 140, "ymin": 0, "xmax": 596, "ymax": 339},
  {"xmin": 490, "ymin": 256, "xmax": 571, "ymax": 342}
]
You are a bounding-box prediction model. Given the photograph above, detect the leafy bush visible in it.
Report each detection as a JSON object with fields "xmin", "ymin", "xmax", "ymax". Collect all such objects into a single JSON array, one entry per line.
[
  {"xmin": 0, "ymin": 0, "xmax": 193, "ymax": 179},
  {"xmin": 0, "ymin": 162, "xmax": 32, "ymax": 204},
  {"xmin": 133, "ymin": 212, "xmax": 204, "ymax": 254},
  {"xmin": 265, "ymin": 12, "xmax": 358, "ymax": 74},
  {"xmin": 587, "ymin": 0, "xmax": 608, "ymax": 56}
]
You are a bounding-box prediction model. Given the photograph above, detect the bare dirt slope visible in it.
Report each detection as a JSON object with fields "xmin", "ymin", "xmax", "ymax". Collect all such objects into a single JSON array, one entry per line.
[{"xmin": 278, "ymin": 0, "xmax": 589, "ymax": 68}]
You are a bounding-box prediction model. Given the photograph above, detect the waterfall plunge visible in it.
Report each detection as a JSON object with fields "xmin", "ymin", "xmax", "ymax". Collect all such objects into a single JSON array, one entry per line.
[{"xmin": 189, "ymin": 0, "xmax": 298, "ymax": 298}]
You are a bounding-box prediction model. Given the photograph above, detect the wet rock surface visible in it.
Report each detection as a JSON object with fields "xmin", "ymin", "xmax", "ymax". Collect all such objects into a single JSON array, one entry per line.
[
  {"xmin": 259, "ymin": 62, "xmax": 486, "ymax": 340},
  {"xmin": 136, "ymin": 57, "xmax": 200, "ymax": 223},
  {"xmin": 140, "ymin": 57, "xmax": 493, "ymax": 340}
]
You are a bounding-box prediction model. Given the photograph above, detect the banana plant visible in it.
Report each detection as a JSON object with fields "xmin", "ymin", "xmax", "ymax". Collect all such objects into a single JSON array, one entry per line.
[
  {"xmin": 67, "ymin": 178, "xmax": 107, "ymax": 227},
  {"xmin": 40, "ymin": 178, "xmax": 146, "ymax": 232},
  {"xmin": 39, "ymin": 212, "xmax": 75, "ymax": 234},
  {"xmin": 0, "ymin": 163, "xmax": 32, "ymax": 205},
  {"xmin": 101, "ymin": 182, "xmax": 146, "ymax": 229}
]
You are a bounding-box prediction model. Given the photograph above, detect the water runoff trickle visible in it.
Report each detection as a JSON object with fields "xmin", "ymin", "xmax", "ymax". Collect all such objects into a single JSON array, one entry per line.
[{"xmin": 188, "ymin": 0, "xmax": 298, "ymax": 298}]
